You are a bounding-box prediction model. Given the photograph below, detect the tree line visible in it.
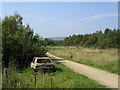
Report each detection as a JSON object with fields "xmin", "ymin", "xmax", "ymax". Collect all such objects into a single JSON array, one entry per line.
[
  {"xmin": 44, "ymin": 28, "xmax": 120, "ymax": 49},
  {"xmin": 63, "ymin": 28, "xmax": 120, "ymax": 49}
]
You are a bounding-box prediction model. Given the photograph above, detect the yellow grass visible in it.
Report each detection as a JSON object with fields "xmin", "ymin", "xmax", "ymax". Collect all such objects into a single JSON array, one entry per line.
[{"xmin": 49, "ymin": 46, "xmax": 118, "ymax": 74}]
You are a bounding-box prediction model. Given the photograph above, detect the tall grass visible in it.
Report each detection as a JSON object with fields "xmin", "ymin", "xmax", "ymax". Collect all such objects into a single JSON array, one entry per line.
[
  {"xmin": 49, "ymin": 46, "xmax": 118, "ymax": 74},
  {"xmin": 2, "ymin": 62, "xmax": 106, "ymax": 88}
]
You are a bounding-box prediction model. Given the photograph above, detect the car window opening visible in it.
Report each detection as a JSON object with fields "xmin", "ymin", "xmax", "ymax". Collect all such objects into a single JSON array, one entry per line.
[{"xmin": 37, "ymin": 59, "xmax": 51, "ymax": 63}]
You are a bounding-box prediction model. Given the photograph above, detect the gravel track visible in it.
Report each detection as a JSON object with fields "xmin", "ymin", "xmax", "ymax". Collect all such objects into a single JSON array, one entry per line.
[{"xmin": 46, "ymin": 52, "xmax": 118, "ymax": 88}]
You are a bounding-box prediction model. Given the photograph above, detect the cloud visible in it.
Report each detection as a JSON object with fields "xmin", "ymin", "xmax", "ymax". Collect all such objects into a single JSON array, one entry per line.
[
  {"xmin": 83, "ymin": 13, "xmax": 118, "ymax": 20},
  {"xmin": 50, "ymin": 17, "xmax": 59, "ymax": 20},
  {"xmin": 37, "ymin": 18, "xmax": 48, "ymax": 23},
  {"xmin": 37, "ymin": 17, "xmax": 60, "ymax": 23}
]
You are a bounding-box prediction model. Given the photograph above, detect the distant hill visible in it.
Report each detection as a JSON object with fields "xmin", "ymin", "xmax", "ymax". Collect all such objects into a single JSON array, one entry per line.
[{"xmin": 49, "ymin": 37, "xmax": 65, "ymax": 41}]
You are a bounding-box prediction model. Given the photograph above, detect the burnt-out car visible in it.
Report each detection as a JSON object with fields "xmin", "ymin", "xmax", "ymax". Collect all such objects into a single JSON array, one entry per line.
[{"xmin": 30, "ymin": 57, "xmax": 55, "ymax": 72}]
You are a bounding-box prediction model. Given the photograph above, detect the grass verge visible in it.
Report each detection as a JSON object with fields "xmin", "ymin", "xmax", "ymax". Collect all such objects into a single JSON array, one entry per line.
[{"xmin": 2, "ymin": 62, "xmax": 107, "ymax": 88}]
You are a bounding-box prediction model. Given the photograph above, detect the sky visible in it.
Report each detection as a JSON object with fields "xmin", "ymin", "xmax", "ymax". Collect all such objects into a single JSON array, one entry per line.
[{"xmin": 2, "ymin": 2, "xmax": 118, "ymax": 38}]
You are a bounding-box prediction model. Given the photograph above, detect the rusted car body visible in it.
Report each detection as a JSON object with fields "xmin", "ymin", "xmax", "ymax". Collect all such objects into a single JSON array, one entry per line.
[{"xmin": 30, "ymin": 57, "xmax": 55, "ymax": 72}]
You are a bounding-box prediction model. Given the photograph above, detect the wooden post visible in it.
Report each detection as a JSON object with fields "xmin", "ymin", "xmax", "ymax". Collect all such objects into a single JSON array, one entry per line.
[
  {"xmin": 4, "ymin": 68, "xmax": 8, "ymax": 85},
  {"xmin": 50, "ymin": 73, "xmax": 52, "ymax": 88},
  {"xmin": 34, "ymin": 71, "xmax": 36, "ymax": 85},
  {"xmin": 70, "ymin": 52, "xmax": 73, "ymax": 59}
]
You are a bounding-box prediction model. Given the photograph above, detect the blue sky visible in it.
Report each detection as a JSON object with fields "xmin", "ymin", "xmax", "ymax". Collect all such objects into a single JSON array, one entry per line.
[{"xmin": 2, "ymin": 2, "xmax": 118, "ymax": 38}]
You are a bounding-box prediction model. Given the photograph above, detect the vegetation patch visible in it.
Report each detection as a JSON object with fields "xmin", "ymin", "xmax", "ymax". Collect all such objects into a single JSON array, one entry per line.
[
  {"xmin": 2, "ymin": 62, "xmax": 107, "ymax": 88},
  {"xmin": 49, "ymin": 46, "xmax": 118, "ymax": 74}
]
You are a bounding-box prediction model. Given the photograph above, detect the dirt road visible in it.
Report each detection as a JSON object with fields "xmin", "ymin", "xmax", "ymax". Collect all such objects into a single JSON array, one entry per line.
[{"xmin": 46, "ymin": 52, "xmax": 118, "ymax": 88}]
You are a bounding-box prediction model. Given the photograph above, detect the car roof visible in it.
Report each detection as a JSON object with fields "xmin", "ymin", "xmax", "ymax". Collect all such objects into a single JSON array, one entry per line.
[{"xmin": 34, "ymin": 57, "xmax": 51, "ymax": 59}]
